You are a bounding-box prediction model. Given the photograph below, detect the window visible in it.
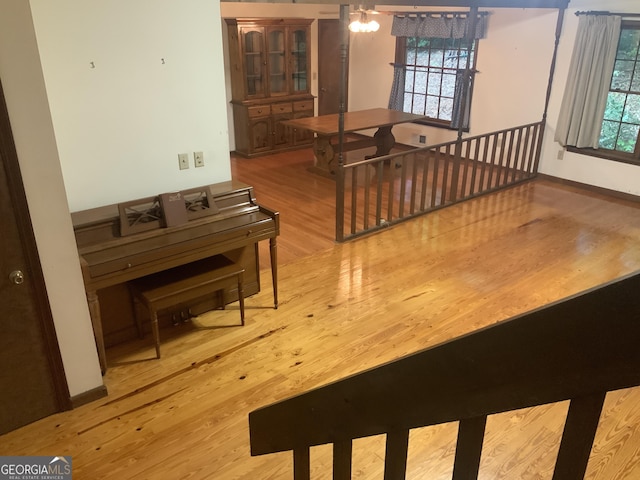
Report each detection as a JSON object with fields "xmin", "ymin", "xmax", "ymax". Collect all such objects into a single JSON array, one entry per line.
[
  {"xmin": 598, "ymin": 22, "xmax": 640, "ymax": 161},
  {"xmin": 394, "ymin": 35, "xmax": 478, "ymax": 129}
]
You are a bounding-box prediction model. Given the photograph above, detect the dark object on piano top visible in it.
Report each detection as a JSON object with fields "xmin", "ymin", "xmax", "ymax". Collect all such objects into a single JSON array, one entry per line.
[{"xmin": 118, "ymin": 185, "xmax": 221, "ymax": 236}]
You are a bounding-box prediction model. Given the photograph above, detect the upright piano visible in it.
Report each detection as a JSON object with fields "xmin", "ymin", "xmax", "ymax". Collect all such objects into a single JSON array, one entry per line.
[{"xmin": 72, "ymin": 181, "xmax": 279, "ymax": 373}]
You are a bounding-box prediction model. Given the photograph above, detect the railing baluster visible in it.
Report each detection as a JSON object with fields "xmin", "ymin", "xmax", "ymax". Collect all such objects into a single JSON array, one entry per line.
[
  {"xmin": 293, "ymin": 447, "xmax": 311, "ymax": 480},
  {"xmin": 410, "ymin": 153, "xmax": 419, "ymax": 214},
  {"xmin": 524, "ymin": 123, "xmax": 540, "ymax": 175},
  {"xmin": 420, "ymin": 151, "xmax": 430, "ymax": 211},
  {"xmin": 461, "ymin": 139, "xmax": 472, "ymax": 198},
  {"xmin": 335, "ymin": 159, "xmax": 345, "ymax": 242},
  {"xmin": 469, "ymin": 138, "xmax": 480, "ymax": 195},
  {"xmin": 350, "ymin": 165, "xmax": 358, "ymax": 235},
  {"xmin": 399, "ymin": 156, "xmax": 408, "ymax": 217},
  {"xmin": 384, "ymin": 428, "xmax": 410, "ymax": 480},
  {"xmin": 487, "ymin": 134, "xmax": 500, "ymax": 188},
  {"xmin": 519, "ymin": 125, "xmax": 532, "ymax": 181},
  {"xmin": 431, "ymin": 147, "xmax": 441, "ymax": 207},
  {"xmin": 333, "ymin": 439, "xmax": 352, "ymax": 480},
  {"xmin": 513, "ymin": 128, "xmax": 524, "ymax": 181},
  {"xmin": 452, "ymin": 415, "xmax": 487, "ymax": 480},
  {"xmin": 376, "ymin": 159, "xmax": 384, "ymax": 225},
  {"xmin": 552, "ymin": 392, "xmax": 606, "ymax": 480},
  {"xmin": 497, "ymin": 131, "xmax": 508, "ymax": 187},
  {"xmin": 441, "ymin": 143, "xmax": 451, "ymax": 202},
  {"xmin": 479, "ymin": 136, "xmax": 490, "ymax": 192},
  {"xmin": 505, "ymin": 129, "xmax": 516, "ymax": 184},
  {"xmin": 532, "ymin": 120, "xmax": 545, "ymax": 173},
  {"xmin": 363, "ymin": 164, "xmax": 371, "ymax": 230},
  {"xmin": 387, "ymin": 158, "xmax": 395, "ymax": 222}
]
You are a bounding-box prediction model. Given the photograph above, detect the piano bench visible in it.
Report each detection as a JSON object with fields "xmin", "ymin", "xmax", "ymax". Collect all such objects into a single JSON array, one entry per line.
[{"xmin": 129, "ymin": 255, "xmax": 245, "ymax": 359}]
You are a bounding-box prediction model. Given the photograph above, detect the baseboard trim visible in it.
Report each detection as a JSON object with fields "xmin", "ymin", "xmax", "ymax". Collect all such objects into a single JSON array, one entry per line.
[
  {"xmin": 71, "ymin": 385, "xmax": 108, "ymax": 408},
  {"xmin": 537, "ymin": 174, "xmax": 640, "ymax": 203}
]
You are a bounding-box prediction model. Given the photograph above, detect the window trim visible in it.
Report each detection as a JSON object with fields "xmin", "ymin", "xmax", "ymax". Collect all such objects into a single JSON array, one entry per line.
[{"xmin": 566, "ymin": 145, "xmax": 640, "ymax": 166}]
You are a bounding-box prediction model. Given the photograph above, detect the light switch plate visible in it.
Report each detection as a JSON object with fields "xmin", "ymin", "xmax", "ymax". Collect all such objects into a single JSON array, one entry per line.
[{"xmin": 178, "ymin": 153, "xmax": 189, "ymax": 170}]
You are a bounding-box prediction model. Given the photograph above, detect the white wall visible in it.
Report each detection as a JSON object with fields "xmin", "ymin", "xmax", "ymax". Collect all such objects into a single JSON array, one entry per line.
[
  {"xmin": 0, "ymin": 1, "xmax": 103, "ymax": 397},
  {"xmin": 540, "ymin": 0, "xmax": 640, "ymax": 196},
  {"xmin": 30, "ymin": 0, "xmax": 232, "ymax": 212}
]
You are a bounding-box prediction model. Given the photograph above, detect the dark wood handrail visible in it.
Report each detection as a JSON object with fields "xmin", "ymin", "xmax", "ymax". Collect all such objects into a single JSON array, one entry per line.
[{"xmin": 249, "ymin": 271, "xmax": 640, "ymax": 477}]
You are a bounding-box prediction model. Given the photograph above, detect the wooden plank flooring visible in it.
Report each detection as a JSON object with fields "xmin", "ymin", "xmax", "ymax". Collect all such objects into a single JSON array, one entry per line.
[{"xmin": 3, "ymin": 147, "xmax": 640, "ymax": 479}]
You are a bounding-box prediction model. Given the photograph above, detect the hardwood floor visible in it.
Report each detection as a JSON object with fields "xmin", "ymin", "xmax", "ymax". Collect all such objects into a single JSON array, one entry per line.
[{"xmin": 3, "ymin": 147, "xmax": 640, "ymax": 479}]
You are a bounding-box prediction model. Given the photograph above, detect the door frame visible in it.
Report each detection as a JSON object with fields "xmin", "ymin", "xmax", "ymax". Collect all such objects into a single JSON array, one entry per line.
[{"xmin": 0, "ymin": 79, "xmax": 71, "ymax": 413}]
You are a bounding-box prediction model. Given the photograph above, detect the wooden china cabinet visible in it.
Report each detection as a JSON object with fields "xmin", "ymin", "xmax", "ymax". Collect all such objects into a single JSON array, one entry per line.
[{"xmin": 226, "ymin": 18, "xmax": 315, "ymax": 157}]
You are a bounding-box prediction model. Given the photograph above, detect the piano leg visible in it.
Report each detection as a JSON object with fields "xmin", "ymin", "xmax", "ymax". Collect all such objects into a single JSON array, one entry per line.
[
  {"xmin": 87, "ymin": 290, "xmax": 108, "ymax": 374},
  {"xmin": 270, "ymin": 237, "xmax": 278, "ymax": 309}
]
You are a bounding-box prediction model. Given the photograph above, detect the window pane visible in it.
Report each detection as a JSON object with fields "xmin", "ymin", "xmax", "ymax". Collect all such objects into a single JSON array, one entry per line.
[
  {"xmin": 404, "ymin": 68, "xmax": 415, "ymax": 91},
  {"xmin": 406, "ymin": 48, "xmax": 417, "ymax": 65},
  {"xmin": 617, "ymin": 29, "xmax": 640, "ymax": 60},
  {"xmin": 622, "ymin": 93, "xmax": 640, "ymax": 124},
  {"xmin": 632, "ymin": 68, "xmax": 640, "ymax": 93},
  {"xmin": 427, "ymin": 72, "xmax": 442, "ymax": 95},
  {"xmin": 617, "ymin": 123, "xmax": 639, "ymax": 152},
  {"xmin": 599, "ymin": 120, "xmax": 620, "ymax": 150},
  {"xmin": 415, "ymin": 69, "xmax": 428, "ymax": 94},
  {"xmin": 612, "ymin": 60, "xmax": 634, "ymax": 90},
  {"xmin": 403, "ymin": 93, "xmax": 413, "ymax": 113},
  {"xmin": 412, "ymin": 93, "xmax": 426, "ymax": 114},
  {"xmin": 426, "ymin": 95, "xmax": 439, "ymax": 118},
  {"xmin": 440, "ymin": 97, "xmax": 454, "ymax": 121},
  {"xmin": 603, "ymin": 92, "xmax": 626, "ymax": 121},
  {"xmin": 442, "ymin": 73, "xmax": 457, "ymax": 99},
  {"xmin": 429, "ymin": 49, "xmax": 444, "ymax": 68}
]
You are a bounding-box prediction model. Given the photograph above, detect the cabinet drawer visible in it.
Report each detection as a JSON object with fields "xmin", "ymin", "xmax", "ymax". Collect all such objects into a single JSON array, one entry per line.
[
  {"xmin": 271, "ymin": 102, "xmax": 293, "ymax": 114},
  {"xmin": 248, "ymin": 105, "xmax": 270, "ymax": 118},
  {"xmin": 293, "ymin": 100, "xmax": 313, "ymax": 112}
]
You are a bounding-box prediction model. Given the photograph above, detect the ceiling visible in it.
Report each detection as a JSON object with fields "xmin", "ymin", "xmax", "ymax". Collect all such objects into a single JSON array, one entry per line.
[{"xmin": 220, "ymin": 0, "xmax": 571, "ymax": 8}]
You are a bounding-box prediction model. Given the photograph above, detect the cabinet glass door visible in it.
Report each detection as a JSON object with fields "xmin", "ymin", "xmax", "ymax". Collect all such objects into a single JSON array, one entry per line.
[
  {"xmin": 242, "ymin": 28, "xmax": 265, "ymax": 97},
  {"xmin": 267, "ymin": 28, "xmax": 287, "ymax": 96},
  {"xmin": 291, "ymin": 28, "xmax": 309, "ymax": 94}
]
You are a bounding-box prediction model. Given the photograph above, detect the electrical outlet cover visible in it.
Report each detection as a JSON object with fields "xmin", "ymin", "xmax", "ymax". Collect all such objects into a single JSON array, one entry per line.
[{"xmin": 194, "ymin": 151, "xmax": 204, "ymax": 167}]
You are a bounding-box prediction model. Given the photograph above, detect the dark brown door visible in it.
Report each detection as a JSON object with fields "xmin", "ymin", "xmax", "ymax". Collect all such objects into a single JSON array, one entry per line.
[
  {"xmin": 318, "ymin": 19, "xmax": 349, "ymax": 116},
  {"xmin": 0, "ymin": 79, "xmax": 70, "ymax": 434}
]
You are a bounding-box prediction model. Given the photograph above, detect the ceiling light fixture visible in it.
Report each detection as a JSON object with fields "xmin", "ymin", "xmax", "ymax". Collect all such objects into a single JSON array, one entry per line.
[{"xmin": 349, "ymin": 7, "xmax": 380, "ymax": 33}]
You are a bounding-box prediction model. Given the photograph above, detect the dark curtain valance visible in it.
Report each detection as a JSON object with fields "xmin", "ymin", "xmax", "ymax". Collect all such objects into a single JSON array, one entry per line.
[{"xmin": 391, "ymin": 13, "xmax": 487, "ymax": 39}]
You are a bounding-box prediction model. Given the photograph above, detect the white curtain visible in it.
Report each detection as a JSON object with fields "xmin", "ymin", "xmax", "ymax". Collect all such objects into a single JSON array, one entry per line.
[{"xmin": 555, "ymin": 15, "xmax": 621, "ymax": 148}]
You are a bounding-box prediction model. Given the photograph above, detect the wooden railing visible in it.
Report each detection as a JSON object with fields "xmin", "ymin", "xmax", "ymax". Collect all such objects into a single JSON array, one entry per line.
[
  {"xmin": 335, "ymin": 121, "xmax": 544, "ymax": 242},
  {"xmin": 249, "ymin": 270, "xmax": 640, "ymax": 479}
]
